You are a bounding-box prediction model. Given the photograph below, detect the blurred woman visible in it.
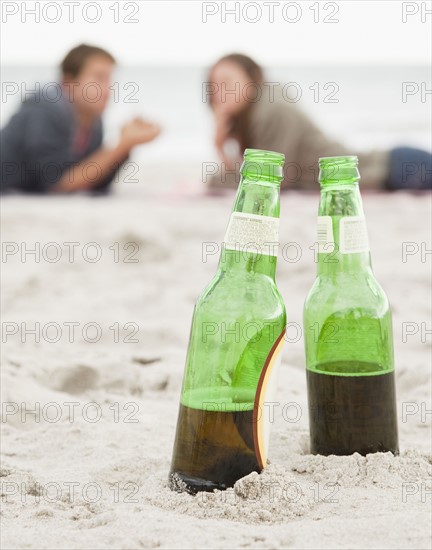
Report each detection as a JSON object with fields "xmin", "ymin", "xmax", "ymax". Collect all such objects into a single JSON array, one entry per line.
[{"xmin": 206, "ymin": 53, "xmax": 431, "ymax": 191}]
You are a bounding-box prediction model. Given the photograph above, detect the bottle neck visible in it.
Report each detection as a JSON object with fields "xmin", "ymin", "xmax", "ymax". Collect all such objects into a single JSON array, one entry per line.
[
  {"xmin": 317, "ymin": 183, "xmax": 372, "ymax": 276},
  {"xmin": 219, "ymin": 175, "xmax": 281, "ymax": 280}
]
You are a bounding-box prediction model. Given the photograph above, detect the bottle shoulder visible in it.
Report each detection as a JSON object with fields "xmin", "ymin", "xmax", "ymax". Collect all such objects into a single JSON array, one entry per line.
[
  {"xmin": 305, "ymin": 271, "xmax": 390, "ymax": 315},
  {"xmin": 196, "ymin": 271, "xmax": 286, "ymax": 320}
]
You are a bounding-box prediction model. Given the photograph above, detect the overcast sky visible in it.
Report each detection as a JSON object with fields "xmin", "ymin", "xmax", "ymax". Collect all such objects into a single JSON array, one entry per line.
[{"xmin": 1, "ymin": 0, "xmax": 431, "ymax": 66}]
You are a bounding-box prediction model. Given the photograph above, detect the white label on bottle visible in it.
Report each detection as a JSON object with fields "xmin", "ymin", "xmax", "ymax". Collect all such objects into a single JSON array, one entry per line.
[
  {"xmin": 254, "ymin": 330, "xmax": 285, "ymax": 469},
  {"xmin": 223, "ymin": 212, "xmax": 279, "ymax": 257},
  {"xmin": 317, "ymin": 216, "xmax": 335, "ymax": 253},
  {"xmin": 339, "ymin": 216, "xmax": 370, "ymax": 254}
]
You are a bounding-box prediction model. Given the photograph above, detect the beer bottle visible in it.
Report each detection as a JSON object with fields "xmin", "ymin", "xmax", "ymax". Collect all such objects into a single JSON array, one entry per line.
[
  {"xmin": 169, "ymin": 149, "xmax": 287, "ymax": 493},
  {"xmin": 304, "ymin": 155, "xmax": 399, "ymax": 456}
]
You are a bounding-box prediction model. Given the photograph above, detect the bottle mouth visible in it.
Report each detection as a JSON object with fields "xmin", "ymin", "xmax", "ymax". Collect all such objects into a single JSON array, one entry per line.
[
  {"xmin": 241, "ymin": 148, "xmax": 285, "ymax": 182},
  {"xmin": 319, "ymin": 155, "xmax": 360, "ymax": 185}
]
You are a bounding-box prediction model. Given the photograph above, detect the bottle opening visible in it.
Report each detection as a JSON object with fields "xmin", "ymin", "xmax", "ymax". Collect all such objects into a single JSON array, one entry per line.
[
  {"xmin": 241, "ymin": 148, "xmax": 285, "ymax": 183},
  {"xmin": 319, "ymin": 155, "xmax": 360, "ymax": 185}
]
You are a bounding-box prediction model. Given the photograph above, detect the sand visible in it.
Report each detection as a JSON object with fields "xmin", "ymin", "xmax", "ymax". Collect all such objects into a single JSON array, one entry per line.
[{"xmin": 1, "ymin": 185, "xmax": 431, "ymax": 549}]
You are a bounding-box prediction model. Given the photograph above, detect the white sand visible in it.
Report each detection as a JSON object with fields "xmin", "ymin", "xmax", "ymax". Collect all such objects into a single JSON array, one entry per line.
[{"xmin": 1, "ymin": 186, "xmax": 431, "ymax": 549}]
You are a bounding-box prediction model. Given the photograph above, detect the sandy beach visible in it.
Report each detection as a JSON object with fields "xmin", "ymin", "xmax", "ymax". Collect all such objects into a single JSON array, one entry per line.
[{"xmin": 1, "ymin": 186, "xmax": 431, "ymax": 549}]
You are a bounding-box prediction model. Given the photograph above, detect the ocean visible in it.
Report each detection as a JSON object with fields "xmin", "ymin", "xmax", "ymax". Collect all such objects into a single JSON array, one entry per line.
[{"xmin": 1, "ymin": 65, "xmax": 430, "ymax": 164}]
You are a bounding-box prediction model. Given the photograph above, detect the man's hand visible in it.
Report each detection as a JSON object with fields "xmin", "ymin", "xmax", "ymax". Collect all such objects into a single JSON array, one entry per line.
[
  {"xmin": 53, "ymin": 118, "xmax": 161, "ymax": 193},
  {"xmin": 120, "ymin": 117, "xmax": 161, "ymax": 151}
]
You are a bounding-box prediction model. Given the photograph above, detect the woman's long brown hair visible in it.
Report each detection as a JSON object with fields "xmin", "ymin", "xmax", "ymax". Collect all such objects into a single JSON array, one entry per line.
[{"xmin": 207, "ymin": 53, "xmax": 264, "ymax": 153}]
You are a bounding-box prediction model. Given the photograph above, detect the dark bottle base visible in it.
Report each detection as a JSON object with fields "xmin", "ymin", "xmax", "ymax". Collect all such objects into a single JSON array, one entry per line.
[
  {"xmin": 307, "ymin": 367, "xmax": 399, "ymax": 457},
  {"xmin": 168, "ymin": 471, "xmax": 230, "ymax": 495},
  {"xmin": 169, "ymin": 404, "xmax": 260, "ymax": 494}
]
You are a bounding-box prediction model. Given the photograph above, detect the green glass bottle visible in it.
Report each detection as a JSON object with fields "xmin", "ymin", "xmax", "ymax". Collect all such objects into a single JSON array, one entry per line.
[
  {"xmin": 304, "ymin": 155, "xmax": 399, "ymax": 456},
  {"xmin": 169, "ymin": 149, "xmax": 287, "ymax": 494}
]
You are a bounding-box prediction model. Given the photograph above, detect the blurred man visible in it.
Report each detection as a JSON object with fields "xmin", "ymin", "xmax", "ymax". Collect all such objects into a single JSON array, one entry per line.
[{"xmin": 1, "ymin": 44, "xmax": 160, "ymax": 194}]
